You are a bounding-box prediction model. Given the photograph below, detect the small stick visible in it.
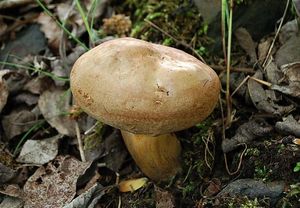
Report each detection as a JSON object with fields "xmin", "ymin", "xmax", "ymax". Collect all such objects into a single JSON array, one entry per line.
[
  {"xmin": 262, "ymin": 0, "xmax": 290, "ymax": 68},
  {"xmin": 231, "ymin": 75, "xmax": 250, "ymax": 97},
  {"xmin": 249, "ymin": 76, "xmax": 272, "ymax": 87},
  {"xmin": 75, "ymin": 121, "xmax": 86, "ymax": 162}
]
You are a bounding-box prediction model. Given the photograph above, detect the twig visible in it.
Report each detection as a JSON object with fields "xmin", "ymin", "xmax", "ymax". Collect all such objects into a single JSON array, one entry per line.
[
  {"xmin": 262, "ymin": 0, "xmax": 291, "ymax": 68},
  {"xmin": 249, "ymin": 76, "xmax": 272, "ymax": 87},
  {"xmin": 144, "ymin": 19, "xmax": 206, "ymax": 63},
  {"xmin": 231, "ymin": 75, "xmax": 250, "ymax": 97},
  {"xmin": 75, "ymin": 121, "xmax": 86, "ymax": 162}
]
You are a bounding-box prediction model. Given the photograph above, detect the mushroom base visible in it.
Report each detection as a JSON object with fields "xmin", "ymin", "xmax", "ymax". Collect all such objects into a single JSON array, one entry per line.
[{"xmin": 121, "ymin": 130, "xmax": 182, "ymax": 181}]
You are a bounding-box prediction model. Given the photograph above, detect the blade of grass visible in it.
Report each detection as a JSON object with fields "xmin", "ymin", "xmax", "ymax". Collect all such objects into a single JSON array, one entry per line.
[
  {"xmin": 221, "ymin": 0, "xmax": 227, "ymax": 62},
  {"xmin": 0, "ymin": 61, "xmax": 70, "ymax": 82},
  {"xmin": 87, "ymin": 0, "xmax": 100, "ymax": 33},
  {"xmin": 75, "ymin": 0, "xmax": 94, "ymax": 45},
  {"xmin": 13, "ymin": 120, "xmax": 45, "ymax": 156},
  {"xmin": 35, "ymin": 0, "xmax": 89, "ymax": 51},
  {"xmin": 225, "ymin": 0, "xmax": 233, "ymax": 127}
]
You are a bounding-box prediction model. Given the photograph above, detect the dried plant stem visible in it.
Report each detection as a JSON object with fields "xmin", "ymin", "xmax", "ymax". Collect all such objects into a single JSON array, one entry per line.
[
  {"xmin": 262, "ymin": 0, "xmax": 291, "ymax": 68},
  {"xmin": 225, "ymin": 0, "xmax": 234, "ymax": 127},
  {"xmin": 224, "ymin": 143, "xmax": 247, "ymax": 175},
  {"xmin": 75, "ymin": 122, "xmax": 86, "ymax": 162}
]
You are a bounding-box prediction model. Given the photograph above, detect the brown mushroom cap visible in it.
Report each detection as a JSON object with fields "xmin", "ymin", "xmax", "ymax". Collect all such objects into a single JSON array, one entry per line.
[{"xmin": 71, "ymin": 38, "xmax": 220, "ymax": 135}]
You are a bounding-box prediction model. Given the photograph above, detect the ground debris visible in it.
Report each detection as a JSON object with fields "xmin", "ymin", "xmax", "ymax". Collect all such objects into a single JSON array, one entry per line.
[
  {"xmin": 0, "ymin": 196, "xmax": 24, "ymax": 208},
  {"xmin": 234, "ymin": 27, "xmax": 257, "ymax": 65},
  {"xmin": 155, "ymin": 186, "xmax": 176, "ymax": 208},
  {"xmin": 0, "ymin": 163, "xmax": 16, "ymax": 184},
  {"xmin": 217, "ymin": 179, "xmax": 285, "ymax": 205},
  {"xmin": 16, "ymin": 135, "xmax": 62, "ymax": 165},
  {"xmin": 38, "ymin": 89, "xmax": 76, "ymax": 137},
  {"xmin": 23, "ymin": 155, "xmax": 92, "ymax": 208},
  {"xmin": 2, "ymin": 109, "xmax": 38, "ymax": 140},
  {"xmin": 248, "ymin": 70, "xmax": 294, "ymax": 115},
  {"xmin": 63, "ymin": 183, "xmax": 113, "ymax": 208},
  {"xmin": 275, "ymin": 115, "xmax": 300, "ymax": 137},
  {"xmin": 271, "ymin": 62, "xmax": 300, "ymax": 98},
  {"xmin": 222, "ymin": 119, "xmax": 273, "ymax": 153}
]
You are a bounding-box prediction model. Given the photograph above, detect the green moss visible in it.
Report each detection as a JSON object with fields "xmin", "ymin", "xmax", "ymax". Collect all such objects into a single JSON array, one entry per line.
[
  {"xmin": 84, "ymin": 122, "xmax": 105, "ymax": 150},
  {"xmin": 117, "ymin": 0, "xmax": 211, "ymax": 57}
]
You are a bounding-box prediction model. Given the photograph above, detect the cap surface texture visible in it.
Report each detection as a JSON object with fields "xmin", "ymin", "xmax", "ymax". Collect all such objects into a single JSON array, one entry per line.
[{"xmin": 71, "ymin": 38, "xmax": 220, "ymax": 135}]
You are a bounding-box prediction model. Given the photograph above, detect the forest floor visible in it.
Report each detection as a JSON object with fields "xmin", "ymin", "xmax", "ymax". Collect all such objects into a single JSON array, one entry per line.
[{"xmin": 0, "ymin": 0, "xmax": 300, "ymax": 207}]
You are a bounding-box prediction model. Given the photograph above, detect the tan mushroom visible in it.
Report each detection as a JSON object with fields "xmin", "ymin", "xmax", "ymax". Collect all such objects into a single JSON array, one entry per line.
[{"xmin": 70, "ymin": 38, "xmax": 220, "ymax": 181}]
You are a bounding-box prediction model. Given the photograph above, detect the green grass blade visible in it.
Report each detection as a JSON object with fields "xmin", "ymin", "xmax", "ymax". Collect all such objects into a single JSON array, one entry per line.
[{"xmin": 35, "ymin": 0, "xmax": 89, "ymax": 51}]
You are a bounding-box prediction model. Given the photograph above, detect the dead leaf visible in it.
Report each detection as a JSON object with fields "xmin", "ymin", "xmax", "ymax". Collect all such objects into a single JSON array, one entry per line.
[
  {"xmin": 0, "ymin": 70, "xmax": 11, "ymax": 112},
  {"xmin": 0, "ymin": 163, "xmax": 16, "ymax": 184},
  {"xmin": 118, "ymin": 177, "xmax": 148, "ymax": 192},
  {"xmin": 279, "ymin": 19, "xmax": 299, "ymax": 44},
  {"xmin": 265, "ymin": 59, "xmax": 282, "ymax": 84},
  {"xmin": 275, "ymin": 115, "xmax": 300, "ymax": 137},
  {"xmin": 155, "ymin": 186, "xmax": 176, "ymax": 208},
  {"xmin": 23, "ymin": 155, "xmax": 92, "ymax": 208},
  {"xmin": 23, "ymin": 77, "xmax": 52, "ymax": 95},
  {"xmin": 257, "ymin": 37, "xmax": 272, "ymax": 64},
  {"xmin": 234, "ymin": 27, "xmax": 257, "ymax": 64},
  {"xmin": 100, "ymin": 130, "xmax": 128, "ymax": 172},
  {"xmin": 2, "ymin": 109, "xmax": 38, "ymax": 140},
  {"xmin": 0, "ymin": 184, "xmax": 24, "ymax": 198},
  {"xmin": 37, "ymin": 12, "xmax": 61, "ymax": 50},
  {"xmin": 0, "ymin": 0, "xmax": 33, "ymax": 9},
  {"xmin": 248, "ymin": 70, "xmax": 294, "ymax": 115},
  {"xmin": 293, "ymin": 138, "xmax": 300, "ymax": 145},
  {"xmin": 16, "ymin": 135, "xmax": 62, "ymax": 165},
  {"xmin": 271, "ymin": 62, "xmax": 300, "ymax": 98},
  {"xmin": 63, "ymin": 183, "xmax": 113, "ymax": 208},
  {"xmin": 222, "ymin": 119, "xmax": 273, "ymax": 153},
  {"xmin": 275, "ymin": 35, "xmax": 300, "ymax": 67},
  {"xmin": 13, "ymin": 92, "xmax": 39, "ymax": 106},
  {"xmin": 203, "ymin": 178, "xmax": 221, "ymax": 197},
  {"xmin": 38, "ymin": 89, "xmax": 76, "ymax": 137},
  {"xmin": 0, "ymin": 196, "xmax": 24, "ymax": 208}
]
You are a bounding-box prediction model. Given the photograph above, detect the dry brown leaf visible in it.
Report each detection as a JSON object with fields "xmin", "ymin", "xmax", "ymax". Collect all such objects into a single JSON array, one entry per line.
[
  {"xmin": 293, "ymin": 138, "xmax": 300, "ymax": 145},
  {"xmin": 37, "ymin": 12, "xmax": 61, "ymax": 50},
  {"xmin": 0, "ymin": 18, "xmax": 8, "ymax": 37},
  {"xmin": 155, "ymin": 186, "xmax": 176, "ymax": 208},
  {"xmin": 118, "ymin": 177, "xmax": 148, "ymax": 192},
  {"xmin": 23, "ymin": 155, "xmax": 92, "ymax": 208},
  {"xmin": 271, "ymin": 62, "xmax": 300, "ymax": 98},
  {"xmin": 0, "ymin": 196, "xmax": 24, "ymax": 208},
  {"xmin": 2, "ymin": 109, "xmax": 38, "ymax": 140},
  {"xmin": 38, "ymin": 89, "xmax": 76, "ymax": 136},
  {"xmin": 234, "ymin": 27, "xmax": 257, "ymax": 64},
  {"xmin": 16, "ymin": 135, "xmax": 62, "ymax": 165},
  {"xmin": 258, "ymin": 38, "xmax": 272, "ymax": 63},
  {"xmin": 0, "ymin": 0, "xmax": 33, "ymax": 9},
  {"xmin": 0, "ymin": 70, "xmax": 11, "ymax": 113}
]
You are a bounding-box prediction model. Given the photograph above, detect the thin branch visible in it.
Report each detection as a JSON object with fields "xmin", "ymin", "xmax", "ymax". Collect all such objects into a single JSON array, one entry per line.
[{"xmin": 262, "ymin": 0, "xmax": 291, "ymax": 68}]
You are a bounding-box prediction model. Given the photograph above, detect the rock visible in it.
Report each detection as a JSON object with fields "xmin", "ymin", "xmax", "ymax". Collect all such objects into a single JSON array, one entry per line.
[{"xmin": 217, "ymin": 179, "xmax": 285, "ymax": 204}]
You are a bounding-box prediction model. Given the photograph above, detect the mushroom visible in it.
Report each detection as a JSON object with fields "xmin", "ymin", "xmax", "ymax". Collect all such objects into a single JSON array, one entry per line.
[{"xmin": 70, "ymin": 38, "xmax": 220, "ymax": 181}]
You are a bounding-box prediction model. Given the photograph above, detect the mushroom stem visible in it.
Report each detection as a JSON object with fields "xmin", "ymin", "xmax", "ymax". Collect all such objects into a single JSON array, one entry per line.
[{"xmin": 121, "ymin": 130, "xmax": 182, "ymax": 181}]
